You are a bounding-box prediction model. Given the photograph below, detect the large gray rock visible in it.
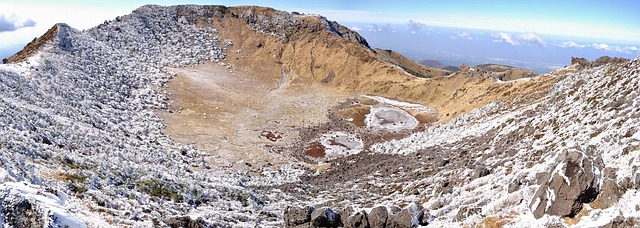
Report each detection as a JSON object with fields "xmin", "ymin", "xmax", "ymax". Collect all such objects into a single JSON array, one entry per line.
[
  {"xmin": 310, "ymin": 207, "xmax": 342, "ymax": 227},
  {"xmin": 284, "ymin": 205, "xmax": 315, "ymax": 227},
  {"xmin": 368, "ymin": 206, "xmax": 389, "ymax": 228},
  {"xmin": 344, "ymin": 210, "xmax": 370, "ymax": 228},
  {"xmin": 530, "ymin": 151, "xmax": 602, "ymax": 218}
]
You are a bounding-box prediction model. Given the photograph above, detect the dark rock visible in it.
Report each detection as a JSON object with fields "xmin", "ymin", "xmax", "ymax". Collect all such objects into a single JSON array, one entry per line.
[
  {"xmin": 342, "ymin": 206, "xmax": 355, "ymax": 219},
  {"xmin": 284, "ymin": 205, "xmax": 315, "ymax": 227},
  {"xmin": 529, "ymin": 151, "xmax": 602, "ymax": 218},
  {"xmin": 600, "ymin": 215, "xmax": 636, "ymax": 228},
  {"xmin": 368, "ymin": 206, "xmax": 389, "ymax": 228},
  {"xmin": 164, "ymin": 216, "xmax": 206, "ymax": 228},
  {"xmin": 344, "ymin": 210, "xmax": 370, "ymax": 228},
  {"xmin": 4, "ymin": 199, "xmax": 45, "ymax": 228},
  {"xmin": 389, "ymin": 204, "xmax": 424, "ymax": 228},
  {"xmin": 310, "ymin": 207, "xmax": 342, "ymax": 227},
  {"xmin": 597, "ymin": 178, "xmax": 623, "ymax": 208},
  {"xmin": 473, "ymin": 166, "xmax": 490, "ymax": 179},
  {"xmin": 418, "ymin": 210, "xmax": 431, "ymax": 226},
  {"xmin": 571, "ymin": 57, "xmax": 590, "ymax": 67},
  {"xmin": 508, "ymin": 179, "xmax": 522, "ymax": 193},
  {"xmin": 389, "ymin": 205, "xmax": 402, "ymax": 214},
  {"xmin": 455, "ymin": 206, "xmax": 482, "ymax": 221},
  {"xmin": 389, "ymin": 209, "xmax": 415, "ymax": 228}
]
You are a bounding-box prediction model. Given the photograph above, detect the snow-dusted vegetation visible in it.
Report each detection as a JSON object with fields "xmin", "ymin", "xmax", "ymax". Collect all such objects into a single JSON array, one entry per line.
[
  {"xmin": 0, "ymin": 5, "xmax": 283, "ymax": 227},
  {"xmin": 371, "ymin": 57, "xmax": 640, "ymax": 226}
]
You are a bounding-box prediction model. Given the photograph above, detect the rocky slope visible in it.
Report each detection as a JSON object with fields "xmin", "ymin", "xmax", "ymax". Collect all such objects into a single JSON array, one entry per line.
[
  {"xmin": 375, "ymin": 49, "xmax": 452, "ymax": 78},
  {"xmin": 0, "ymin": 4, "xmax": 639, "ymax": 227}
]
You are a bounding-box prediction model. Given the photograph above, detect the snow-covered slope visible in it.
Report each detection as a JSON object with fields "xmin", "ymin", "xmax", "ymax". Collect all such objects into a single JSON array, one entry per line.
[
  {"xmin": 370, "ymin": 56, "xmax": 640, "ymax": 226},
  {"xmin": 0, "ymin": 5, "xmax": 283, "ymax": 227}
]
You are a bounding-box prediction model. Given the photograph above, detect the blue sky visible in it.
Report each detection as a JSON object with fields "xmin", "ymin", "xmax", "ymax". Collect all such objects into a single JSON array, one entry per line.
[{"xmin": 1, "ymin": 0, "xmax": 639, "ymax": 66}]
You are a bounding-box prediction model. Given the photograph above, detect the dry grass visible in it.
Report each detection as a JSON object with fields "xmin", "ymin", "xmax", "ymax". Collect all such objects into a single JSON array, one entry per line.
[{"xmin": 4, "ymin": 24, "xmax": 58, "ymax": 63}]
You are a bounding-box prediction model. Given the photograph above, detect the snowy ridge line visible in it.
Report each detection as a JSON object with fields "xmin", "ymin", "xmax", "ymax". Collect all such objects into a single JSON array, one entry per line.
[{"xmin": 365, "ymin": 57, "xmax": 640, "ymax": 226}]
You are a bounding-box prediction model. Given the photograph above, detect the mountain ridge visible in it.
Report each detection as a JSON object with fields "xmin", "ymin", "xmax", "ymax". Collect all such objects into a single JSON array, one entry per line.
[{"xmin": 0, "ymin": 4, "xmax": 639, "ymax": 227}]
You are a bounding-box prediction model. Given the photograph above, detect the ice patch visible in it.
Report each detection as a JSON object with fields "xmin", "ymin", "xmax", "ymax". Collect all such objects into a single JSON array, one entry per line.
[
  {"xmin": 366, "ymin": 106, "xmax": 419, "ymax": 130},
  {"xmin": 320, "ymin": 132, "xmax": 364, "ymax": 158}
]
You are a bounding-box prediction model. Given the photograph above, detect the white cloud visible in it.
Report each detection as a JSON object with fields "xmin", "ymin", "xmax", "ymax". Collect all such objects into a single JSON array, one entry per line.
[
  {"xmin": 591, "ymin": 43, "xmax": 640, "ymax": 54},
  {"xmin": 555, "ymin": 41, "xmax": 586, "ymax": 48},
  {"xmin": 493, "ymin": 32, "xmax": 544, "ymax": 46},
  {"xmin": 493, "ymin": 32, "xmax": 518, "ymax": 45},
  {"xmin": 367, "ymin": 23, "xmax": 393, "ymax": 33},
  {"xmin": 407, "ymin": 20, "xmax": 425, "ymax": 34},
  {"xmin": 349, "ymin": 26, "xmax": 362, "ymax": 31},
  {"xmin": 0, "ymin": 14, "xmax": 36, "ymax": 32},
  {"xmin": 451, "ymin": 31, "xmax": 472, "ymax": 40},
  {"xmin": 518, "ymin": 32, "xmax": 544, "ymax": 46}
]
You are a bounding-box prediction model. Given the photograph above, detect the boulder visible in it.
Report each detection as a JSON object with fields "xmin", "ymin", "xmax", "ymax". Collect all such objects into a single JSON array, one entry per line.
[
  {"xmin": 571, "ymin": 57, "xmax": 590, "ymax": 67},
  {"xmin": 596, "ymin": 176, "xmax": 623, "ymax": 209},
  {"xmin": 473, "ymin": 166, "xmax": 491, "ymax": 179},
  {"xmin": 164, "ymin": 216, "xmax": 206, "ymax": 228},
  {"xmin": 529, "ymin": 151, "xmax": 602, "ymax": 218},
  {"xmin": 389, "ymin": 203, "xmax": 425, "ymax": 228},
  {"xmin": 344, "ymin": 210, "xmax": 370, "ymax": 228},
  {"xmin": 389, "ymin": 209, "xmax": 417, "ymax": 228},
  {"xmin": 284, "ymin": 205, "xmax": 315, "ymax": 227},
  {"xmin": 455, "ymin": 206, "xmax": 481, "ymax": 221},
  {"xmin": 310, "ymin": 207, "xmax": 342, "ymax": 227},
  {"xmin": 4, "ymin": 199, "xmax": 45, "ymax": 228},
  {"xmin": 368, "ymin": 206, "xmax": 389, "ymax": 228}
]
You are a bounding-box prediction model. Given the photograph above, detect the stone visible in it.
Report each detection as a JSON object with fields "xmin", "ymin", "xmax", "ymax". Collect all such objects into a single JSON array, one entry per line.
[
  {"xmin": 529, "ymin": 151, "xmax": 602, "ymax": 218},
  {"xmin": 473, "ymin": 166, "xmax": 490, "ymax": 179},
  {"xmin": 508, "ymin": 179, "xmax": 521, "ymax": 193},
  {"xmin": 164, "ymin": 216, "xmax": 206, "ymax": 228},
  {"xmin": 310, "ymin": 207, "xmax": 342, "ymax": 227},
  {"xmin": 455, "ymin": 206, "xmax": 482, "ymax": 221},
  {"xmin": 344, "ymin": 210, "xmax": 370, "ymax": 228},
  {"xmin": 571, "ymin": 57, "xmax": 590, "ymax": 67},
  {"xmin": 284, "ymin": 205, "xmax": 315, "ymax": 227},
  {"xmin": 368, "ymin": 206, "xmax": 389, "ymax": 228},
  {"xmin": 597, "ymin": 178, "xmax": 622, "ymax": 208},
  {"xmin": 389, "ymin": 208, "xmax": 418, "ymax": 228},
  {"xmin": 418, "ymin": 210, "xmax": 431, "ymax": 226},
  {"xmin": 4, "ymin": 199, "xmax": 45, "ymax": 228}
]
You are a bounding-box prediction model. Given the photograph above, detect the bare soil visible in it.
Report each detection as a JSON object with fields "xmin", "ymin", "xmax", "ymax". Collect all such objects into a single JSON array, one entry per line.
[{"xmin": 155, "ymin": 63, "xmax": 353, "ymax": 172}]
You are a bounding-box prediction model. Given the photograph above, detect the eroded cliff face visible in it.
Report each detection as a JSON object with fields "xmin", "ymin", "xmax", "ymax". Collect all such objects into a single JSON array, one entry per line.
[{"xmin": 165, "ymin": 5, "xmax": 558, "ymax": 123}]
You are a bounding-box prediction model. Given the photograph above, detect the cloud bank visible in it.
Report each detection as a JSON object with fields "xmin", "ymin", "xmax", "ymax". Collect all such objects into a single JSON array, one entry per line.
[
  {"xmin": 493, "ymin": 32, "xmax": 544, "ymax": 47},
  {"xmin": 0, "ymin": 14, "xmax": 36, "ymax": 32},
  {"xmin": 555, "ymin": 40, "xmax": 639, "ymax": 54}
]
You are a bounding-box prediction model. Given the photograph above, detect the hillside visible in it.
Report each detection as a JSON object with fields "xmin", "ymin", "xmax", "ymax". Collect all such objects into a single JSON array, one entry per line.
[
  {"xmin": 0, "ymin": 4, "xmax": 639, "ymax": 227},
  {"xmin": 375, "ymin": 49, "xmax": 452, "ymax": 78},
  {"xmin": 419, "ymin": 59, "xmax": 448, "ymax": 69},
  {"xmin": 475, "ymin": 63, "xmax": 538, "ymax": 81}
]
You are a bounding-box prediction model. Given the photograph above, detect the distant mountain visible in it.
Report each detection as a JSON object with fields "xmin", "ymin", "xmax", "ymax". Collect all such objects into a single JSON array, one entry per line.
[
  {"xmin": 442, "ymin": 65, "xmax": 460, "ymax": 71},
  {"xmin": 419, "ymin": 59, "xmax": 447, "ymax": 69},
  {"xmin": 474, "ymin": 63, "xmax": 538, "ymax": 81},
  {"xmin": 376, "ymin": 49, "xmax": 451, "ymax": 78}
]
